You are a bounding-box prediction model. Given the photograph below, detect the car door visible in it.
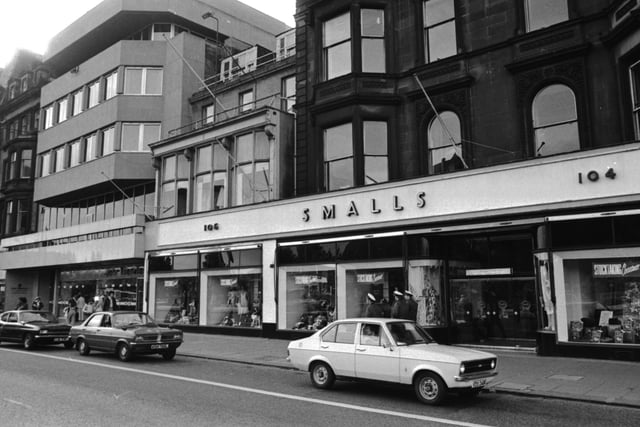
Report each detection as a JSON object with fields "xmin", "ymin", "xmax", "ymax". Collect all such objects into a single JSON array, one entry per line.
[
  {"xmin": 2, "ymin": 312, "xmax": 21, "ymax": 341},
  {"xmin": 81, "ymin": 314, "xmax": 103, "ymax": 348},
  {"xmin": 355, "ymin": 322, "xmax": 400, "ymax": 383},
  {"xmin": 0, "ymin": 312, "xmax": 11, "ymax": 339},
  {"xmin": 318, "ymin": 322, "xmax": 357, "ymax": 377},
  {"xmin": 94, "ymin": 314, "xmax": 117, "ymax": 351}
]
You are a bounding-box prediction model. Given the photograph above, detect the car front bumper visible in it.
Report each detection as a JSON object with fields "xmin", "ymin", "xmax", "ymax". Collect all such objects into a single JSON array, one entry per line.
[
  {"xmin": 35, "ymin": 334, "xmax": 71, "ymax": 345},
  {"xmin": 129, "ymin": 340, "xmax": 183, "ymax": 353}
]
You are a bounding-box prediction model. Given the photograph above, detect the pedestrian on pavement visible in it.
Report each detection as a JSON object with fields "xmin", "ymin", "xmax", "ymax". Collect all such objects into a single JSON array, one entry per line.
[
  {"xmin": 65, "ymin": 296, "xmax": 77, "ymax": 325},
  {"xmin": 94, "ymin": 290, "xmax": 105, "ymax": 312},
  {"xmin": 390, "ymin": 290, "xmax": 405, "ymax": 318},
  {"xmin": 32, "ymin": 296, "xmax": 44, "ymax": 311},
  {"xmin": 15, "ymin": 296, "xmax": 28, "ymax": 310},
  {"xmin": 76, "ymin": 294, "xmax": 86, "ymax": 322},
  {"xmin": 104, "ymin": 291, "xmax": 117, "ymax": 311},
  {"xmin": 365, "ymin": 293, "xmax": 385, "ymax": 317},
  {"xmin": 404, "ymin": 290, "xmax": 418, "ymax": 322}
]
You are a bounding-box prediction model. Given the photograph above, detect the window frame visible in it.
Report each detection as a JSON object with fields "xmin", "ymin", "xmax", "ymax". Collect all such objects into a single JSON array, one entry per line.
[
  {"xmin": 87, "ymin": 80, "xmax": 101, "ymax": 109},
  {"xmin": 531, "ymin": 83, "xmax": 580, "ymax": 157},
  {"xmin": 427, "ymin": 110, "xmax": 464, "ymax": 175},
  {"xmin": 104, "ymin": 70, "xmax": 118, "ymax": 100},
  {"xmin": 423, "ymin": 0, "xmax": 458, "ymax": 64},
  {"xmin": 524, "ymin": 0, "xmax": 569, "ymax": 33},
  {"xmin": 20, "ymin": 149, "xmax": 33, "ymax": 178},
  {"xmin": 360, "ymin": 8, "xmax": 386, "ymax": 73},
  {"xmin": 630, "ymin": 59, "xmax": 640, "ymax": 140},
  {"xmin": 239, "ymin": 90, "xmax": 255, "ymax": 112},
  {"xmin": 322, "ymin": 11, "xmax": 352, "ymax": 81},
  {"xmin": 121, "ymin": 122, "xmax": 161, "ymax": 152},
  {"xmin": 124, "ymin": 67, "xmax": 163, "ymax": 95}
]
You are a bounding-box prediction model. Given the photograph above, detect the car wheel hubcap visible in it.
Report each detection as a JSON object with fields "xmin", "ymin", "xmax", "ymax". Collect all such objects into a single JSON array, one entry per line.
[
  {"xmin": 314, "ymin": 366, "xmax": 327, "ymax": 384},
  {"xmin": 420, "ymin": 378, "xmax": 438, "ymax": 400}
]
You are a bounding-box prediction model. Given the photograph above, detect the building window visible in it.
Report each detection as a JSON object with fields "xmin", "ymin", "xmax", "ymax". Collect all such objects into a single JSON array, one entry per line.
[
  {"xmin": 323, "ymin": 12, "xmax": 352, "ymax": 80},
  {"xmin": 105, "ymin": 70, "xmax": 118, "ymax": 100},
  {"xmin": 9, "ymin": 152, "xmax": 17, "ymax": 180},
  {"xmin": 232, "ymin": 131, "xmax": 271, "ymax": 205},
  {"xmin": 17, "ymin": 200, "xmax": 29, "ymax": 233},
  {"xmin": 631, "ymin": 60, "xmax": 640, "ymax": 140},
  {"xmin": 54, "ymin": 147, "xmax": 66, "ymax": 173},
  {"xmin": 44, "ymin": 105, "xmax": 54, "ymax": 129},
  {"xmin": 9, "ymin": 121, "xmax": 18, "ymax": 140},
  {"xmin": 20, "ymin": 149, "xmax": 32, "ymax": 178},
  {"xmin": 361, "ymin": 9, "xmax": 385, "ymax": 73},
  {"xmin": 423, "ymin": 0, "xmax": 457, "ymax": 63},
  {"xmin": 40, "ymin": 152, "xmax": 51, "ymax": 177},
  {"xmin": 20, "ymin": 115, "xmax": 29, "ymax": 135},
  {"xmin": 276, "ymin": 29, "xmax": 296, "ymax": 61},
  {"xmin": 5, "ymin": 201, "xmax": 15, "ymax": 233},
  {"xmin": 427, "ymin": 111, "xmax": 464, "ymax": 174},
  {"xmin": 532, "ymin": 84, "xmax": 579, "ymax": 156},
  {"xmin": 525, "ymin": 0, "xmax": 568, "ymax": 32},
  {"xmin": 72, "ymin": 89, "xmax": 84, "ymax": 116},
  {"xmin": 121, "ymin": 123, "xmax": 161, "ymax": 152},
  {"xmin": 240, "ymin": 90, "xmax": 255, "ymax": 112},
  {"xmin": 85, "ymin": 133, "xmax": 98, "ymax": 162},
  {"xmin": 220, "ymin": 47, "xmax": 257, "ymax": 81},
  {"xmin": 21, "ymin": 75, "xmax": 29, "ymax": 92},
  {"xmin": 194, "ymin": 143, "xmax": 229, "ymax": 212},
  {"xmin": 69, "ymin": 141, "xmax": 81, "ymax": 167},
  {"xmin": 324, "ymin": 123, "xmax": 354, "ymax": 191},
  {"xmin": 124, "ymin": 67, "xmax": 163, "ymax": 95},
  {"xmin": 8, "ymin": 83, "xmax": 18, "ymax": 100},
  {"xmin": 88, "ymin": 80, "xmax": 101, "ymax": 108},
  {"xmin": 101, "ymin": 126, "xmax": 115, "ymax": 155},
  {"xmin": 160, "ymin": 153, "xmax": 190, "ymax": 218},
  {"xmin": 364, "ymin": 121, "xmax": 388, "ymax": 185},
  {"xmin": 282, "ymin": 76, "xmax": 296, "ymax": 113},
  {"xmin": 58, "ymin": 98, "xmax": 68, "ymax": 123},
  {"xmin": 203, "ymin": 104, "xmax": 215, "ymax": 124}
]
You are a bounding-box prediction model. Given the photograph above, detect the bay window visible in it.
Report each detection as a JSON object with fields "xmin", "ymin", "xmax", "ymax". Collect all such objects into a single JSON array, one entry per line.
[
  {"xmin": 160, "ymin": 153, "xmax": 190, "ymax": 218},
  {"xmin": 324, "ymin": 123, "xmax": 354, "ymax": 191},
  {"xmin": 231, "ymin": 131, "xmax": 271, "ymax": 205},
  {"xmin": 323, "ymin": 12, "xmax": 352, "ymax": 80},
  {"xmin": 423, "ymin": 0, "xmax": 457, "ymax": 63},
  {"xmin": 364, "ymin": 121, "xmax": 388, "ymax": 185},
  {"xmin": 361, "ymin": 9, "xmax": 385, "ymax": 73},
  {"xmin": 631, "ymin": 60, "xmax": 640, "ymax": 140},
  {"xmin": 525, "ymin": 0, "xmax": 568, "ymax": 32},
  {"xmin": 194, "ymin": 144, "xmax": 229, "ymax": 212},
  {"xmin": 20, "ymin": 149, "xmax": 32, "ymax": 178}
]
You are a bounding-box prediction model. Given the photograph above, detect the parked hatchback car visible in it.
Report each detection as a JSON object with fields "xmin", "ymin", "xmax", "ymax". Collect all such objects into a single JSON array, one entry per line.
[
  {"xmin": 287, "ymin": 318, "xmax": 498, "ymax": 405},
  {"xmin": 0, "ymin": 310, "xmax": 73, "ymax": 350},
  {"xmin": 69, "ymin": 311, "xmax": 183, "ymax": 361}
]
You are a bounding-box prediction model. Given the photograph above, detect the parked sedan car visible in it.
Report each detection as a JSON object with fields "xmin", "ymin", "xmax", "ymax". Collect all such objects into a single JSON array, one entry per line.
[
  {"xmin": 0, "ymin": 310, "xmax": 73, "ymax": 350},
  {"xmin": 287, "ymin": 318, "xmax": 498, "ymax": 405},
  {"xmin": 69, "ymin": 311, "xmax": 183, "ymax": 361}
]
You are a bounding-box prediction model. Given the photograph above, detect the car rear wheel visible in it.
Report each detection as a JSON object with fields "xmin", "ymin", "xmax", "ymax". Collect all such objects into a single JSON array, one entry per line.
[
  {"xmin": 78, "ymin": 339, "xmax": 90, "ymax": 355},
  {"xmin": 310, "ymin": 362, "xmax": 335, "ymax": 389},
  {"xmin": 23, "ymin": 333, "xmax": 35, "ymax": 350},
  {"xmin": 117, "ymin": 343, "xmax": 132, "ymax": 362},
  {"xmin": 414, "ymin": 372, "xmax": 447, "ymax": 405},
  {"xmin": 162, "ymin": 348, "xmax": 176, "ymax": 360}
]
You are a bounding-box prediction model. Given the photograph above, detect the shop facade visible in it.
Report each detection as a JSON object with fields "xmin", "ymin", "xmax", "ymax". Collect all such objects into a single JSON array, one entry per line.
[{"xmin": 145, "ymin": 143, "xmax": 640, "ymax": 359}]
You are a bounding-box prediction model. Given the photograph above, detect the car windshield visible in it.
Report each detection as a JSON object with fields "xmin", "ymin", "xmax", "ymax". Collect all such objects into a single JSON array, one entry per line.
[
  {"xmin": 388, "ymin": 321, "xmax": 435, "ymax": 345},
  {"xmin": 113, "ymin": 313, "xmax": 157, "ymax": 328},
  {"xmin": 19, "ymin": 312, "xmax": 57, "ymax": 323}
]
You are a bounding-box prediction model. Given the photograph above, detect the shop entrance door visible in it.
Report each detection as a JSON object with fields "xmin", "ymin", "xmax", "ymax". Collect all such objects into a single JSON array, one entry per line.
[
  {"xmin": 450, "ymin": 277, "xmax": 537, "ymax": 346},
  {"xmin": 337, "ymin": 261, "xmax": 404, "ymax": 320}
]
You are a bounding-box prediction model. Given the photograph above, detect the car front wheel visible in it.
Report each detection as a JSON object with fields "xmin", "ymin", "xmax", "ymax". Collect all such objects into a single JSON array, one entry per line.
[
  {"xmin": 23, "ymin": 333, "xmax": 35, "ymax": 350},
  {"xmin": 78, "ymin": 339, "xmax": 90, "ymax": 355},
  {"xmin": 414, "ymin": 372, "xmax": 447, "ymax": 405},
  {"xmin": 117, "ymin": 343, "xmax": 132, "ymax": 362},
  {"xmin": 310, "ymin": 362, "xmax": 335, "ymax": 389}
]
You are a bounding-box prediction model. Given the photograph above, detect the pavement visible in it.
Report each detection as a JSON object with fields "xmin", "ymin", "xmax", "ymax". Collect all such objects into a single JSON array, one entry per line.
[{"xmin": 177, "ymin": 332, "xmax": 640, "ymax": 408}]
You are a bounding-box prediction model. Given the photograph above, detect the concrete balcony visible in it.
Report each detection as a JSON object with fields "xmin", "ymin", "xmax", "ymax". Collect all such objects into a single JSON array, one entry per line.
[{"xmin": 0, "ymin": 214, "xmax": 146, "ymax": 270}]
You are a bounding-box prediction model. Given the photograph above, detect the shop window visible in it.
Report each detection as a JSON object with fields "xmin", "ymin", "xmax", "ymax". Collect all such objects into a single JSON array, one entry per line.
[
  {"xmin": 124, "ymin": 67, "xmax": 163, "ymax": 95},
  {"xmin": 408, "ymin": 261, "xmax": 446, "ymax": 326},
  {"xmin": 278, "ymin": 267, "xmax": 336, "ymax": 330},
  {"xmin": 323, "ymin": 12, "xmax": 352, "ymax": 80},
  {"xmin": 344, "ymin": 266, "xmax": 404, "ymax": 319},
  {"xmin": 154, "ymin": 276, "xmax": 198, "ymax": 325},
  {"xmin": 427, "ymin": 111, "xmax": 464, "ymax": 174},
  {"xmin": 361, "ymin": 9, "xmax": 385, "ymax": 72},
  {"xmin": 423, "ymin": 0, "xmax": 457, "ymax": 63},
  {"xmin": 557, "ymin": 257, "xmax": 640, "ymax": 345},
  {"xmin": 324, "ymin": 123, "xmax": 354, "ymax": 191},
  {"xmin": 631, "ymin": 60, "xmax": 640, "ymax": 140},
  {"xmin": 524, "ymin": 0, "xmax": 568, "ymax": 32},
  {"xmin": 205, "ymin": 273, "xmax": 262, "ymax": 328},
  {"xmin": 532, "ymin": 84, "xmax": 579, "ymax": 156}
]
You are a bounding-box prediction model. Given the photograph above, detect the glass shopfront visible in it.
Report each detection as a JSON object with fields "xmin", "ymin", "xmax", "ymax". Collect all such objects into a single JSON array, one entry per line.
[
  {"xmin": 57, "ymin": 265, "xmax": 144, "ymax": 319},
  {"xmin": 555, "ymin": 251, "xmax": 640, "ymax": 345},
  {"xmin": 148, "ymin": 246, "xmax": 262, "ymax": 329}
]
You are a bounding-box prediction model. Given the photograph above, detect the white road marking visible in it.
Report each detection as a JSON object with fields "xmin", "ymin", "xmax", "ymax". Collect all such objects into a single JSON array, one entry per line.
[
  {"xmin": 3, "ymin": 398, "xmax": 33, "ymax": 409},
  {"xmin": 0, "ymin": 348, "xmax": 493, "ymax": 427}
]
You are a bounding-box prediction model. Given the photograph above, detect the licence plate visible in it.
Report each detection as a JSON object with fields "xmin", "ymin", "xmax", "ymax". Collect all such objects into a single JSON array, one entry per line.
[
  {"xmin": 54, "ymin": 338, "xmax": 65, "ymax": 342},
  {"xmin": 151, "ymin": 344, "xmax": 169, "ymax": 349},
  {"xmin": 472, "ymin": 379, "xmax": 487, "ymax": 388}
]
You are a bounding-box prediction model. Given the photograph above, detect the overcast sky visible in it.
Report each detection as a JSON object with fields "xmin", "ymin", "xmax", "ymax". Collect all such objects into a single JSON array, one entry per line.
[{"xmin": 0, "ymin": 0, "xmax": 295, "ymax": 69}]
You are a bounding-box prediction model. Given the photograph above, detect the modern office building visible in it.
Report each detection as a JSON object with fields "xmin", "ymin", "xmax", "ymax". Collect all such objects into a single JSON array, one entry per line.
[
  {"xmin": 146, "ymin": 0, "xmax": 640, "ymax": 361},
  {"xmin": 0, "ymin": 0, "xmax": 289, "ymax": 318},
  {"xmin": 0, "ymin": 50, "xmax": 50, "ymax": 311}
]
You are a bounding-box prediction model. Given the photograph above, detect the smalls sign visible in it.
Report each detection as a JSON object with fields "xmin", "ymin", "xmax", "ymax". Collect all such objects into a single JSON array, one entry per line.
[
  {"xmin": 302, "ymin": 192, "xmax": 427, "ymax": 222},
  {"xmin": 592, "ymin": 260, "xmax": 640, "ymax": 277}
]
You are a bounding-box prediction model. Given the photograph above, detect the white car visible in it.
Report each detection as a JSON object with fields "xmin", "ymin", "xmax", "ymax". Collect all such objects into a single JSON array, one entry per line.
[{"xmin": 287, "ymin": 318, "xmax": 498, "ymax": 405}]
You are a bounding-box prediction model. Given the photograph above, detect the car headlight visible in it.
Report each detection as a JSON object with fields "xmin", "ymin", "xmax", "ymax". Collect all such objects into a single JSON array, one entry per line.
[
  {"xmin": 459, "ymin": 363, "xmax": 466, "ymax": 375},
  {"xmin": 173, "ymin": 334, "xmax": 182, "ymax": 340},
  {"xmin": 41, "ymin": 330, "xmax": 48, "ymax": 334},
  {"xmin": 491, "ymin": 359, "xmax": 497, "ymax": 369}
]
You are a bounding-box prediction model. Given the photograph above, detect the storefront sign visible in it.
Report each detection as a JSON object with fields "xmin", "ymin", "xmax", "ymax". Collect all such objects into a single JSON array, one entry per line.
[
  {"xmin": 220, "ymin": 278, "xmax": 238, "ymax": 287},
  {"xmin": 302, "ymin": 192, "xmax": 426, "ymax": 222},
  {"xmin": 294, "ymin": 275, "xmax": 328, "ymax": 285},
  {"xmin": 164, "ymin": 280, "xmax": 179, "ymax": 287},
  {"xmin": 466, "ymin": 268, "xmax": 512, "ymax": 276},
  {"xmin": 357, "ymin": 273, "xmax": 385, "ymax": 283},
  {"xmin": 592, "ymin": 261, "xmax": 640, "ymax": 277}
]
